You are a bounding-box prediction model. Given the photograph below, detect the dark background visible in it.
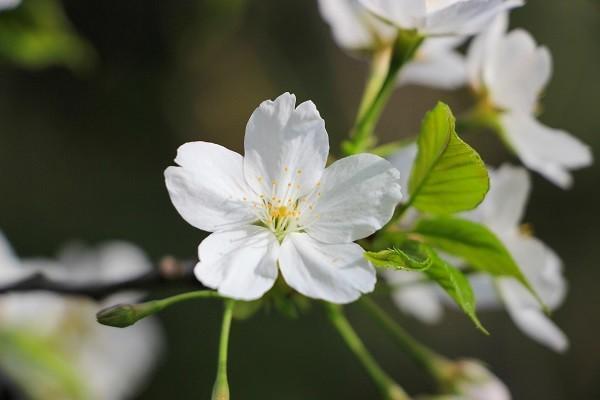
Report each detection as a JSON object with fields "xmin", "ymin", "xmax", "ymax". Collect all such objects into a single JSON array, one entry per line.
[{"xmin": 0, "ymin": 0, "xmax": 598, "ymax": 399}]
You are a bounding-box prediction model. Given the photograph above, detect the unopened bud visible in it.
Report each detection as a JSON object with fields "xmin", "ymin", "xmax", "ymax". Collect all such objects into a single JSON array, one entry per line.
[
  {"xmin": 96, "ymin": 302, "xmax": 159, "ymax": 328},
  {"xmin": 430, "ymin": 359, "xmax": 510, "ymax": 400}
]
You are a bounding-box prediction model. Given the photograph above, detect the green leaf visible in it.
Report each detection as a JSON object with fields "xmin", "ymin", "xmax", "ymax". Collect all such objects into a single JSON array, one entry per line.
[
  {"xmin": 424, "ymin": 251, "xmax": 488, "ymax": 334},
  {"xmin": 413, "ymin": 216, "xmax": 543, "ymax": 307},
  {"xmin": 0, "ymin": 330, "xmax": 88, "ymax": 399},
  {"xmin": 365, "ymin": 240, "xmax": 433, "ymax": 271},
  {"xmin": 232, "ymin": 299, "xmax": 263, "ymax": 320},
  {"xmin": 408, "ymin": 102, "xmax": 489, "ymax": 214},
  {"xmin": 0, "ymin": 0, "xmax": 95, "ymax": 72}
]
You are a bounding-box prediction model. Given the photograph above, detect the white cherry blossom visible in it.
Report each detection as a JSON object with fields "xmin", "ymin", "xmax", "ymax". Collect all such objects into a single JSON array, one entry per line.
[
  {"xmin": 0, "ymin": 0, "xmax": 20, "ymax": 11},
  {"xmin": 358, "ymin": 0, "xmax": 523, "ymax": 36},
  {"xmin": 318, "ymin": 0, "xmax": 468, "ymax": 89},
  {"xmin": 0, "ymin": 234, "xmax": 162, "ymax": 400},
  {"xmin": 450, "ymin": 359, "xmax": 511, "ymax": 400},
  {"xmin": 467, "ymin": 14, "xmax": 592, "ymax": 188},
  {"xmin": 165, "ymin": 92, "xmax": 403, "ymax": 303}
]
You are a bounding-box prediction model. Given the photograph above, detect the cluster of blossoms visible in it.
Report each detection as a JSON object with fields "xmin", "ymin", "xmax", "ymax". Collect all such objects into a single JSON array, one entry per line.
[
  {"xmin": 157, "ymin": 1, "xmax": 593, "ymax": 399},
  {"xmin": 0, "ymin": 1, "xmax": 592, "ymax": 399},
  {"xmin": 0, "ymin": 233, "xmax": 161, "ymax": 399}
]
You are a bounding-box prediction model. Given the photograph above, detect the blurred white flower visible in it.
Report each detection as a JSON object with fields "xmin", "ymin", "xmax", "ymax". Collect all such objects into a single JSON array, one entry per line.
[
  {"xmin": 464, "ymin": 164, "xmax": 568, "ymax": 352},
  {"xmin": 165, "ymin": 92, "xmax": 402, "ymax": 303},
  {"xmin": 0, "ymin": 0, "xmax": 20, "ymax": 11},
  {"xmin": 318, "ymin": 0, "xmax": 468, "ymax": 89},
  {"xmin": 358, "ymin": 0, "xmax": 522, "ymax": 36},
  {"xmin": 0, "ymin": 234, "xmax": 163, "ymax": 399},
  {"xmin": 467, "ymin": 14, "xmax": 592, "ymax": 188},
  {"xmin": 447, "ymin": 359, "xmax": 511, "ymax": 400}
]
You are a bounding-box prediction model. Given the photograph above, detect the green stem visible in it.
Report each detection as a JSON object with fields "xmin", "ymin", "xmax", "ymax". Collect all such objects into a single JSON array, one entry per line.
[
  {"xmin": 344, "ymin": 31, "xmax": 424, "ymax": 156},
  {"xmin": 212, "ymin": 299, "xmax": 235, "ymax": 400},
  {"xmin": 324, "ymin": 303, "xmax": 410, "ymax": 400},
  {"xmin": 97, "ymin": 290, "xmax": 222, "ymax": 328},
  {"xmin": 359, "ymin": 297, "xmax": 450, "ymax": 387}
]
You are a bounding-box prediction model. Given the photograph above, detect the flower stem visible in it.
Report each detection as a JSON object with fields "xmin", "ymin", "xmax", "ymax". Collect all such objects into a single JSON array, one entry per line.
[
  {"xmin": 96, "ymin": 290, "xmax": 222, "ymax": 328},
  {"xmin": 343, "ymin": 30, "xmax": 423, "ymax": 156},
  {"xmin": 359, "ymin": 297, "xmax": 451, "ymax": 387},
  {"xmin": 324, "ymin": 303, "xmax": 411, "ymax": 400},
  {"xmin": 212, "ymin": 299, "xmax": 235, "ymax": 400}
]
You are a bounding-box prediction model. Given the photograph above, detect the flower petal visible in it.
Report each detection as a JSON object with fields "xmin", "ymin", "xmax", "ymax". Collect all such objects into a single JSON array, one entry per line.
[
  {"xmin": 424, "ymin": 0, "xmax": 523, "ymax": 36},
  {"xmin": 302, "ymin": 153, "xmax": 402, "ymax": 243},
  {"xmin": 498, "ymin": 277, "xmax": 568, "ymax": 352},
  {"xmin": 279, "ymin": 233, "xmax": 375, "ymax": 304},
  {"xmin": 165, "ymin": 142, "xmax": 258, "ymax": 232},
  {"xmin": 389, "ymin": 142, "xmax": 417, "ymax": 191},
  {"xmin": 318, "ymin": 0, "xmax": 395, "ymax": 50},
  {"xmin": 501, "ymin": 112, "xmax": 593, "ymax": 189},
  {"xmin": 484, "ymin": 29, "xmax": 552, "ymax": 113},
  {"xmin": 359, "ymin": 0, "xmax": 425, "ymax": 30},
  {"xmin": 244, "ymin": 93, "xmax": 329, "ymax": 201},
  {"xmin": 0, "ymin": 231, "xmax": 27, "ymax": 285},
  {"xmin": 384, "ymin": 270, "xmax": 443, "ymax": 323},
  {"xmin": 399, "ymin": 38, "xmax": 467, "ymax": 89},
  {"xmin": 505, "ymin": 235, "xmax": 566, "ymax": 310},
  {"xmin": 464, "ymin": 164, "xmax": 531, "ymax": 234},
  {"xmin": 466, "ymin": 12, "xmax": 507, "ymax": 90},
  {"xmin": 195, "ymin": 226, "xmax": 279, "ymax": 301}
]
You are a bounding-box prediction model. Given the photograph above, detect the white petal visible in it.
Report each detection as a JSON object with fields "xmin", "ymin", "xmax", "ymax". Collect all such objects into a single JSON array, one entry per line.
[
  {"xmin": 388, "ymin": 142, "xmax": 417, "ymax": 190},
  {"xmin": 485, "ymin": 29, "xmax": 552, "ymax": 113},
  {"xmin": 505, "ymin": 235, "xmax": 566, "ymax": 310},
  {"xmin": 244, "ymin": 93, "xmax": 329, "ymax": 201},
  {"xmin": 359, "ymin": 0, "xmax": 425, "ymax": 29},
  {"xmin": 466, "ymin": 12, "xmax": 508, "ymax": 90},
  {"xmin": 384, "ymin": 270, "xmax": 443, "ymax": 323},
  {"xmin": 0, "ymin": 0, "xmax": 20, "ymax": 11},
  {"xmin": 302, "ymin": 154, "xmax": 402, "ymax": 243},
  {"xmin": 424, "ymin": 0, "xmax": 523, "ymax": 35},
  {"xmin": 0, "ymin": 231, "xmax": 27, "ymax": 285},
  {"xmin": 279, "ymin": 233, "xmax": 375, "ymax": 303},
  {"xmin": 399, "ymin": 44, "xmax": 467, "ymax": 89},
  {"xmin": 465, "ymin": 164, "xmax": 531, "ymax": 233},
  {"xmin": 498, "ymin": 278, "xmax": 568, "ymax": 352},
  {"xmin": 76, "ymin": 307, "xmax": 163, "ymax": 400},
  {"xmin": 318, "ymin": 0, "xmax": 396, "ymax": 50},
  {"xmin": 195, "ymin": 226, "xmax": 279, "ymax": 301},
  {"xmin": 57, "ymin": 241, "xmax": 152, "ymax": 283},
  {"xmin": 165, "ymin": 142, "xmax": 258, "ymax": 232},
  {"xmin": 469, "ymin": 273, "xmax": 501, "ymax": 309},
  {"xmin": 501, "ymin": 112, "xmax": 593, "ymax": 189}
]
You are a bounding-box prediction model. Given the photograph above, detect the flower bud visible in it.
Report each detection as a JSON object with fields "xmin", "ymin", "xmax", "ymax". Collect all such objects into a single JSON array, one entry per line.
[
  {"xmin": 440, "ymin": 359, "xmax": 511, "ymax": 400},
  {"xmin": 96, "ymin": 303, "xmax": 149, "ymax": 328}
]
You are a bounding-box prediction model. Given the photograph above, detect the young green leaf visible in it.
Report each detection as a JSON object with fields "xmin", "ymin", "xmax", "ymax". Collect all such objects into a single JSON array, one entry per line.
[
  {"xmin": 408, "ymin": 102, "xmax": 489, "ymax": 214},
  {"xmin": 413, "ymin": 216, "xmax": 543, "ymax": 307},
  {"xmin": 365, "ymin": 240, "xmax": 433, "ymax": 271},
  {"xmin": 424, "ymin": 251, "xmax": 488, "ymax": 334}
]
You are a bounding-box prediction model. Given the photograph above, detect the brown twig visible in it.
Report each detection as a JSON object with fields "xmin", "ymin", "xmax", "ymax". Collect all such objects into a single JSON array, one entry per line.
[{"xmin": 0, "ymin": 257, "xmax": 205, "ymax": 300}]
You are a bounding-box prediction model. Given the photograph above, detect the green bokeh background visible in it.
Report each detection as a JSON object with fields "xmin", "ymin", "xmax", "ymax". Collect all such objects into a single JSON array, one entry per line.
[{"xmin": 0, "ymin": 0, "xmax": 598, "ymax": 399}]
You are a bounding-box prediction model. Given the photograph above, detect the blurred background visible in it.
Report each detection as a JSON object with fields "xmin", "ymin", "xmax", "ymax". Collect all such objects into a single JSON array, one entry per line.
[{"xmin": 0, "ymin": 0, "xmax": 598, "ymax": 399}]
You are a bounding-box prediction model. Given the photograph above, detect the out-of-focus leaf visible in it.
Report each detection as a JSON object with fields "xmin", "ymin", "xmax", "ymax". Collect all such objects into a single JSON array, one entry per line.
[
  {"xmin": 0, "ymin": 0, "xmax": 95, "ymax": 72},
  {"xmin": 408, "ymin": 102, "xmax": 489, "ymax": 214},
  {"xmin": 0, "ymin": 330, "xmax": 88, "ymax": 399},
  {"xmin": 232, "ymin": 299, "xmax": 263, "ymax": 321}
]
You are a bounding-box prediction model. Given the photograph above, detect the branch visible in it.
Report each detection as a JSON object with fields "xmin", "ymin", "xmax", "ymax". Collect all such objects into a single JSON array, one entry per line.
[{"xmin": 0, "ymin": 257, "xmax": 206, "ymax": 300}]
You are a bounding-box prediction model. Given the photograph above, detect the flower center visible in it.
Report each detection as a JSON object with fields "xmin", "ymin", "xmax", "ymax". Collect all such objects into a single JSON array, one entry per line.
[{"xmin": 262, "ymin": 198, "xmax": 302, "ymax": 241}]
